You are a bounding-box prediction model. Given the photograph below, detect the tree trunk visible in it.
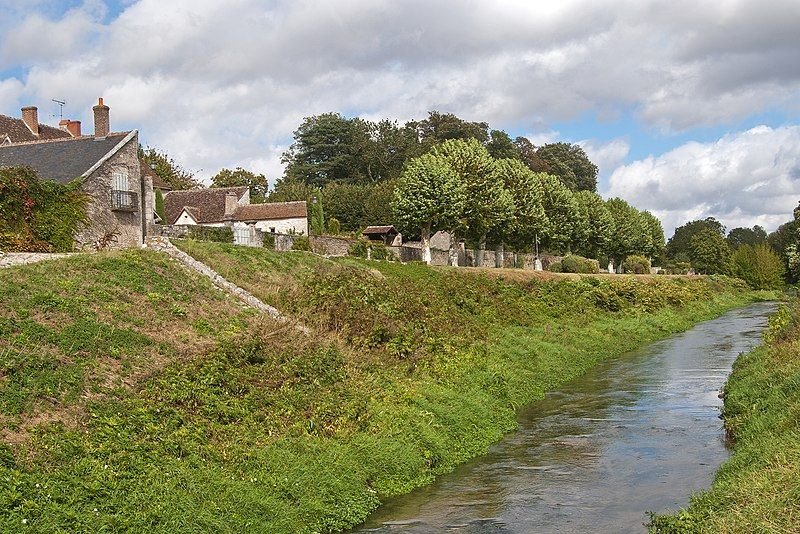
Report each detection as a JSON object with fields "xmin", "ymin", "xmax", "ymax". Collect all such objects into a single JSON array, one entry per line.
[
  {"xmin": 421, "ymin": 224, "xmax": 432, "ymax": 264},
  {"xmin": 495, "ymin": 242, "xmax": 504, "ymax": 268},
  {"xmin": 449, "ymin": 230, "xmax": 459, "ymax": 266},
  {"xmin": 477, "ymin": 234, "xmax": 486, "ymax": 267}
]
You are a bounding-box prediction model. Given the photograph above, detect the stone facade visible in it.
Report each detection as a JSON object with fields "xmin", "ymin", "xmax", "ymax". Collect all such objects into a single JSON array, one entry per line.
[{"xmin": 76, "ymin": 132, "xmax": 153, "ymax": 249}]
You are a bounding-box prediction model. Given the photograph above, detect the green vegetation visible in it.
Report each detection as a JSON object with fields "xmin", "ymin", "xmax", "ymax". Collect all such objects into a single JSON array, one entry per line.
[
  {"xmin": 0, "ymin": 166, "xmax": 88, "ymax": 252},
  {"xmin": 0, "ymin": 243, "xmax": 768, "ymax": 532},
  {"xmin": 210, "ymin": 167, "xmax": 269, "ymax": 203},
  {"xmin": 186, "ymin": 225, "xmax": 233, "ymax": 243},
  {"xmin": 649, "ymin": 301, "xmax": 800, "ymax": 532},
  {"xmin": 624, "ymin": 255, "xmax": 652, "ymax": 274},
  {"xmin": 561, "ymin": 254, "xmax": 600, "ymax": 274}
]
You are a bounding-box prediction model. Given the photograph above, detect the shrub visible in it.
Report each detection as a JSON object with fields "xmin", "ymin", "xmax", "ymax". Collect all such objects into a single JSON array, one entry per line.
[
  {"xmin": 327, "ymin": 217, "xmax": 341, "ymax": 235},
  {"xmin": 348, "ymin": 239, "xmax": 369, "ymax": 258},
  {"xmin": 187, "ymin": 226, "xmax": 233, "ymax": 243},
  {"xmin": 291, "ymin": 235, "xmax": 312, "ymax": 251},
  {"xmin": 370, "ymin": 243, "xmax": 388, "ymax": 261},
  {"xmin": 623, "ymin": 255, "xmax": 651, "ymax": 274},
  {"xmin": 0, "ymin": 166, "xmax": 88, "ymax": 252},
  {"xmin": 262, "ymin": 233, "xmax": 276, "ymax": 250},
  {"xmin": 731, "ymin": 244, "xmax": 785, "ymax": 289},
  {"xmin": 561, "ymin": 255, "xmax": 600, "ymax": 274},
  {"xmin": 548, "ymin": 261, "xmax": 563, "ymax": 273}
]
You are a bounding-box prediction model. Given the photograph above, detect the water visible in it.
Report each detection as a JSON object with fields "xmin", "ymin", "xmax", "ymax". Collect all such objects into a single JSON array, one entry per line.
[{"xmin": 353, "ymin": 302, "xmax": 775, "ymax": 533}]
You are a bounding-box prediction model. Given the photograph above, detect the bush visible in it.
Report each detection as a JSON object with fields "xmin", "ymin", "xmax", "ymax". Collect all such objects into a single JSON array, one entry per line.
[
  {"xmin": 731, "ymin": 244, "xmax": 785, "ymax": 289},
  {"xmin": 187, "ymin": 226, "xmax": 233, "ymax": 243},
  {"xmin": 348, "ymin": 239, "xmax": 369, "ymax": 258},
  {"xmin": 548, "ymin": 261, "xmax": 563, "ymax": 273},
  {"xmin": 561, "ymin": 255, "xmax": 600, "ymax": 274},
  {"xmin": 370, "ymin": 242, "xmax": 388, "ymax": 261},
  {"xmin": 623, "ymin": 255, "xmax": 651, "ymax": 274},
  {"xmin": 327, "ymin": 217, "xmax": 341, "ymax": 235},
  {"xmin": 262, "ymin": 233, "xmax": 276, "ymax": 250},
  {"xmin": 291, "ymin": 235, "xmax": 312, "ymax": 251}
]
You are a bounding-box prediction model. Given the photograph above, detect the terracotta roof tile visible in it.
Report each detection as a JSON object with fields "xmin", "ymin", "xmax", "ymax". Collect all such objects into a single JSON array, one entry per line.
[
  {"xmin": 163, "ymin": 187, "xmax": 249, "ymax": 225},
  {"xmin": 234, "ymin": 201, "xmax": 307, "ymax": 222},
  {"xmin": 0, "ymin": 114, "xmax": 72, "ymax": 143}
]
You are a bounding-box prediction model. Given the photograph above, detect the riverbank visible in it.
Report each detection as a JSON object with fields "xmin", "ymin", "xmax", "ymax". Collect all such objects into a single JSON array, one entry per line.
[
  {"xmin": 0, "ymin": 244, "xmax": 776, "ymax": 532},
  {"xmin": 649, "ymin": 301, "xmax": 800, "ymax": 533}
]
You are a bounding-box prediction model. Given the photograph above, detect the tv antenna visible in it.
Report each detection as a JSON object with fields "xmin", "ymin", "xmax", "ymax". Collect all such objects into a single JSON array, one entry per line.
[{"xmin": 52, "ymin": 99, "xmax": 66, "ymax": 120}]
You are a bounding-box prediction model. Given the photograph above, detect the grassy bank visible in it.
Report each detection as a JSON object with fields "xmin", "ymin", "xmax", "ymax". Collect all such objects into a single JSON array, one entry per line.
[
  {"xmin": 649, "ymin": 301, "xmax": 800, "ymax": 533},
  {"xmin": 0, "ymin": 243, "xmax": 770, "ymax": 532}
]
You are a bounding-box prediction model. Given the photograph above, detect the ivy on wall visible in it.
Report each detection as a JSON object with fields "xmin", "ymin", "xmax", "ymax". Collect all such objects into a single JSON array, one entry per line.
[{"xmin": 0, "ymin": 166, "xmax": 89, "ymax": 252}]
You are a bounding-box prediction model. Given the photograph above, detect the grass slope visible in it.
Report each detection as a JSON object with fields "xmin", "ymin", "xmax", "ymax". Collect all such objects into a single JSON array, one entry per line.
[
  {"xmin": 0, "ymin": 243, "xmax": 768, "ymax": 532},
  {"xmin": 649, "ymin": 302, "xmax": 800, "ymax": 533}
]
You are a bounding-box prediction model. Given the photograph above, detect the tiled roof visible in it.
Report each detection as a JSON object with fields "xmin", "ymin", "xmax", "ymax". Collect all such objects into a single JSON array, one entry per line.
[
  {"xmin": 0, "ymin": 114, "xmax": 72, "ymax": 143},
  {"xmin": 0, "ymin": 132, "xmax": 134, "ymax": 184},
  {"xmin": 362, "ymin": 225, "xmax": 397, "ymax": 235},
  {"xmin": 163, "ymin": 186, "xmax": 249, "ymax": 225},
  {"xmin": 234, "ymin": 201, "xmax": 307, "ymax": 222}
]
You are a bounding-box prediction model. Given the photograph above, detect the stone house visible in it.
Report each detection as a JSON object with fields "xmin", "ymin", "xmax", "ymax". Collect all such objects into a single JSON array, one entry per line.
[
  {"xmin": 163, "ymin": 187, "xmax": 308, "ymax": 235},
  {"xmin": 0, "ymin": 98, "xmax": 154, "ymax": 249},
  {"xmin": 0, "ymin": 105, "xmax": 75, "ymax": 145}
]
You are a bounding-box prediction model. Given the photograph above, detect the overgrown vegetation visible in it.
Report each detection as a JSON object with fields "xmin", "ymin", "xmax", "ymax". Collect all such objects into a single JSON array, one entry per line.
[
  {"xmin": 185, "ymin": 225, "xmax": 233, "ymax": 243},
  {"xmin": 0, "ymin": 166, "xmax": 88, "ymax": 252},
  {"xmin": 649, "ymin": 300, "xmax": 800, "ymax": 532},
  {"xmin": 0, "ymin": 243, "xmax": 769, "ymax": 532}
]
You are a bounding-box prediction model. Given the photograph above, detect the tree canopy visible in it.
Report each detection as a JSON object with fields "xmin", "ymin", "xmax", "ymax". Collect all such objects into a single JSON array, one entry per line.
[
  {"xmin": 210, "ymin": 167, "xmax": 269, "ymax": 203},
  {"xmin": 534, "ymin": 142, "xmax": 598, "ymax": 192},
  {"xmin": 689, "ymin": 228, "xmax": 731, "ymax": 274},
  {"xmin": 665, "ymin": 217, "xmax": 726, "ymax": 261},
  {"xmin": 139, "ymin": 146, "xmax": 200, "ymax": 190}
]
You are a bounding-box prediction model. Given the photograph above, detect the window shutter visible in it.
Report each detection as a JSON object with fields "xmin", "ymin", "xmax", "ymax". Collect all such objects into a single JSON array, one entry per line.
[{"xmin": 112, "ymin": 172, "xmax": 129, "ymax": 191}]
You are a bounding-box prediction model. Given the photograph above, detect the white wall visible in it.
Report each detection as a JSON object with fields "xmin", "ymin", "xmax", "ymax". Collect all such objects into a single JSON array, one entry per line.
[
  {"xmin": 175, "ymin": 210, "xmax": 198, "ymax": 225},
  {"xmin": 246, "ymin": 217, "xmax": 308, "ymax": 235}
]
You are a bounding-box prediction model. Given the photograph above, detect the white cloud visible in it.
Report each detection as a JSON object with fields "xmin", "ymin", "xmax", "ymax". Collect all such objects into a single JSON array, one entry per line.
[
  {"xmin": 0, "ymin": 0, "xmax": 798, "ymax": 183},
  {"xmin": 605, "ymin": 125, "xmax": 800, "ymax": 235},
  {"xmin": 579, "ymin": 138, "xmax": 630, "ymax": 177}
]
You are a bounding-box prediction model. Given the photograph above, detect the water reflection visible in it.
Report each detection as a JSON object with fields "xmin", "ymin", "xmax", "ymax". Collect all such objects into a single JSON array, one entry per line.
[{"xmin": 354, "ymin": 303, "xmax": 774, "ymax": 533}]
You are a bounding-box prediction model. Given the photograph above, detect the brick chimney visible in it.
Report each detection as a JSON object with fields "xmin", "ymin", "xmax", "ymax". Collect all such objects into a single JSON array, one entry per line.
[
  {"xmin": 59, "ymin": 119, "xmax": 82, "ymax": 137},
  {"xmin": 224, "ymin": 191, "xmax": 238, "ymax": 221},
  {"xmin": 92, "ymin": 97, "xmax": 109, "ymax": 138},
  {"xmin": 21, "ymin": 106, "xmax": 39, "ymax": 136}
]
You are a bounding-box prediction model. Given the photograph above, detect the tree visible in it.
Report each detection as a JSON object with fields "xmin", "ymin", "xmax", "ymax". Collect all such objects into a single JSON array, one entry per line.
[
  {"xmin": 690, "ymin": 228, "xmax": 731, "ymax": 274},
  {"xmin": 405, "ymin": 111, "xmax": 489, "ymax": 152},
  {"xmin": 727, "ymin": 225, "xmax": 767, "ymax": 250},
  {"xmin": 731, "ymin": 244, "xmax": 785, "ymax": 289},
  {"xmin": 605, "ymin": 198, "xmax": 641, "ymax": 268},
  {"xmin": 363, "ymin": 179, "xmax": 396, "ymax": 227},
  {"xmin": 490, "ymin": 158, "xmax": 548, "ymax": 252},
  {"xmin": 430, "ymin": 139, "xmax": 514, "ymax": 263},
  {"xmin": 392, "ymin": 154, "xmax": 466, "ymax": 263},
  {"xmin": 535, "ymin": 142, "xmax": 598, "ymax": 192},
  {"xmin": 533, "ymin": 172, "xmax": 583, "ymax": 254},
  {"xmin": 310, "ymin": 196, "xmax": 325, "ymax": 235},
  {"xmin": 513, "ymin": 137, "xmax": 548, "ymax": 173},
  {"xmin": 282, "ymin": 113, "xmax": 372, "ymax": 186},
  {"xmin": 666, "ymin": 217, "xmax": 725, "ymax": 260},
  {"xmin": 268, "ymin": 177, "xmax": 319, "ymax": 203},
  {"xmin": 573, "ymin": 191, "xmax": 614, "ymax": 260},
  {"xmin": 639, "ymin": 211, "xmax": 665, "ymax": 262},
  {"xmin": 486, "ymin": 130, "xmax": 519, "ymax": 160},
  {"xmin": 210, "ymin": 167, "xmax": 269, "ymax": 203},
  {"xmin": 321, "ymin": 182, "xmax": 370, "ymax": 231},
  {"xmin": 767, "ymin": 220, "xmax": 798, "ymax": 280},
  {"xmin": 139, "ymin": 146, "xmax": 200, "ymax": 190},
  {"xmin": 154, "ymin": 188, "xmax": 166, "ymax": 223}
]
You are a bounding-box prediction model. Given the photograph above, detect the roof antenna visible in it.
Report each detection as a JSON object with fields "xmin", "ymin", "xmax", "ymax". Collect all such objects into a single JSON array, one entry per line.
[{"xmin": 52, "ymin": 99, "xmax": 66, "ymax": 121}]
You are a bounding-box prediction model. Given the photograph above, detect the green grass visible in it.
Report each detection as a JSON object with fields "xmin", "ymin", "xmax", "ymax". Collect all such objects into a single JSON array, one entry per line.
[
  {"xmin": 0, "ymin": 242, "xmax": 773, "ymax": 533},
  {"xmin": 649, "ymin": 302, "xmax": 800, "ymax": 533}
]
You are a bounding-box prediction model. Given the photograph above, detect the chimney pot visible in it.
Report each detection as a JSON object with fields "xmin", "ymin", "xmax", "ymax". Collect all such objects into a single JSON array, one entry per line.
[
  {"xmin": 92, "ymin": 97, "xmax": 110, "ymax": 138},
  {"xmin": 21, "ymin": 106, "xmax": 39, "ymax": 136}
]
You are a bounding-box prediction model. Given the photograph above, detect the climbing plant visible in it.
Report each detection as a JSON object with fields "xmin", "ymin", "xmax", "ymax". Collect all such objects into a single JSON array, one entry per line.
[{"xmin": 0, "ymin": 166, "xmax": 89, "ymax": 252}]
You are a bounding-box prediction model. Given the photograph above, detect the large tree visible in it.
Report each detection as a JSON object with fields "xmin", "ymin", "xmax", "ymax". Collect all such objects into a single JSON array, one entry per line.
[
  {"xmin": 392, "ymin": 154, "xmax": 466, "ymax": 263},
  {"xmin": 666, "ymin": 217, "xmax": 726, "ymax": 261},
  {"xmin": 639, "ymin": 210, "xmax": 665, "ymax": 263},
  {"xmin": 490, "ymin": 158, "xmax": 548, "ymax": 253},
  {"xmin": 533, "ymin": 172, "xmax": 583, "ymax": 254},
  {"xmin": 690, "ymin": 228, "xmax": 731, "ymax": 274},
  {"xmin": 405, "ymin": 111, "xmax": 489, "ymax": 152},
  {"xmin": 727, "ymin": 225, "xmax": 767, "ymax": 250},
  {"xmin": 513, "ymin": 136, "xmax": 548, "ymax": 173},
  {"xmin": 605, "ymin": 197, "xmax": 642, "ymax": 268},
  {"xmin": 535, "ymin": 142, "xmax": 598, "ymax": 192},
  {"xmin": 573, "ymin": 190, "xmax": 614, "ymax": 260},
  {"xmin": 210, "ymin": 167, "xmax": 269, "ymax": 203},
  {"xmin": 138, "ymin": 146, "xmax": 200, "ymax": 190},
  {"xmin": 430, "ymin": 139, "xmax": 514, "ymax": 263},
  {"xmin": 486, "ymin": 130, "xmax": 519, "ymax": 160}
]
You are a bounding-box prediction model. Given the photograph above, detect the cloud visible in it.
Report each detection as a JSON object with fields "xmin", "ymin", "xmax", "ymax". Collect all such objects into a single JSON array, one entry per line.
[
  {"xmin": 605, "ymin": 125, "xmax": 800, "ymax": 235},
  {"xmin": 0, "ymin": 0, "xmax": 798, "ymax": 183},
  {"xmin": 579, "ymin": 138, "xmax": 630, "ymax": 177}
]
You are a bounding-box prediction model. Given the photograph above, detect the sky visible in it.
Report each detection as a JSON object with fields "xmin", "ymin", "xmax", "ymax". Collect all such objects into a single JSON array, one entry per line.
[{"xmin": 1, "ymin": 0, "xmax": 799, "ymax": 236}]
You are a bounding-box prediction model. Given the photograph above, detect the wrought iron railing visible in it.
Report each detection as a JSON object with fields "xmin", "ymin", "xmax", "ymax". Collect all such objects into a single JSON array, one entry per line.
[{"xmin": 111, "ymin": 190, "xmax": 138, "ymax": 211}]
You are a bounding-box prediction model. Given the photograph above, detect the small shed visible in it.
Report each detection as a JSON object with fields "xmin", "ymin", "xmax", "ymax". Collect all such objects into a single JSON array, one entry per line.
[{"xmin": 362, "ymin": 225, "xmax": 401, "ymax": 246}]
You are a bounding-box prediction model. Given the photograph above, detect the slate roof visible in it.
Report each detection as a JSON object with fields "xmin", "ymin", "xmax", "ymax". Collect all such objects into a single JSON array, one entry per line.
[
  {"xmin": 362, "ymin": 225, "xmax": 398, "ymax": 235},
  {"xmin": 0, "ymin": 132, "xmax": 133, "ymax": 184},
  {"xmin": 0, "ymin": 114, "xmax": 72, "ymax": 143},
  {"xmin": 234, "ymin": 201, "xmax": 307, "ymax": 222},
  {"xmin": 163, "ymin": 187, "xmax": 249, "ymax": 225}
]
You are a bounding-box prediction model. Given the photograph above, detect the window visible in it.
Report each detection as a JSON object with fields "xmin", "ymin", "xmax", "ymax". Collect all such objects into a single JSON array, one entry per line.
[
  {"xmin": 112, "ymin": 172, "xmax": 129, "ymax": 191},
  {"xmin": 269, "ymin": 227, "xmax": 276, "ymax": 233}
]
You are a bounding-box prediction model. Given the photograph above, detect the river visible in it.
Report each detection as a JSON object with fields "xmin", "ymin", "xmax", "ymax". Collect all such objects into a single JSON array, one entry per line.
[{"xmin": 353, "ymin": 302, "xmax": 774, "ymax": 533}]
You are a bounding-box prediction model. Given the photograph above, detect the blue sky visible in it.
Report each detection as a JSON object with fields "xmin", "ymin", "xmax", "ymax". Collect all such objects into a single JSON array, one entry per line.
[{"xmin": 1, "ymin": 0, "xmax": 799, "ymax": 234}]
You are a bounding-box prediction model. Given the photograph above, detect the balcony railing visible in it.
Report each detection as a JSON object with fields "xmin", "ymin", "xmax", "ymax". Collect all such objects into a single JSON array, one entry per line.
[{"xmin": 111, "ymin": 190, "xmax": 138, "ymax": 211}]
